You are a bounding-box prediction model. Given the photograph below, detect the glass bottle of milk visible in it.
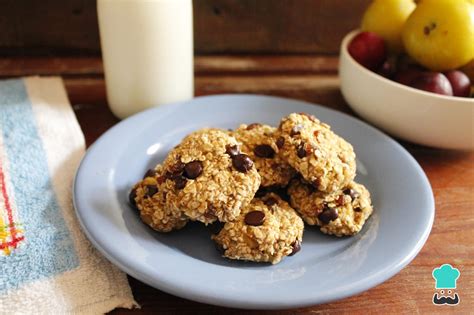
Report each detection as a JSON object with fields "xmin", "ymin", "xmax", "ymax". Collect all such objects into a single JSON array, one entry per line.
[{"xmin": 97, "ymin": 0, "xmax": 194, "ymax": 119}]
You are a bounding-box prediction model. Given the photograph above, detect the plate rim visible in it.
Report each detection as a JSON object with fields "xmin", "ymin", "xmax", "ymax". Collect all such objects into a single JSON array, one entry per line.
[{"xmin": 73, "ymin": 94, "xmax": 435, "ymax": 309}]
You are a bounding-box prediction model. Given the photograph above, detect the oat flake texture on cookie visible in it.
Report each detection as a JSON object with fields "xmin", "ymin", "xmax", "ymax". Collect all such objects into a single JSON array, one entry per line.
[
  {"xmin": 232, "ymin": 123, "xmax": 296, "ymax": 188},
  {"xmin": 160, "ymin": 129, "xmax": 261, "ymax": 225},
  {"xmin": 131, "ymin": 164, "xmax": 189, "ymax": 232},
  {"xmin": 212, "ymin": 193, "xmax": 304, "ymax": 264},
  {"xmin": 288, "ymin": 179, "xmax": 373, "ymax": 237},
  {"xmin": 127, "ymin": 112, "xmax": 374, "ymax": 265},
  {"xmin": 276, "ymin": 113, "xmax": 356, "ymax": 193}
]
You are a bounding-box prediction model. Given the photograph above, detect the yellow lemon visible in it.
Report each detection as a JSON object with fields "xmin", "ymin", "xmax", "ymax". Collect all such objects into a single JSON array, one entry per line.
[
  {"xmin": 361, "ymin": 0, "xmax": 416, "ymax": 52},
  {"xmin": 402, "ymin": 0, "xmax": 474, "ymax": 71}
]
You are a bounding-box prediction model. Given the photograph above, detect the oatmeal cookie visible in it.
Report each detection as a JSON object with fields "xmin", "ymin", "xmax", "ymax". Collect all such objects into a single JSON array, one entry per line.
[
  {"xmin": 161, "ymin": 129, "xmax": 261, "ymax": 224},
  {"xmin": 275, "ymin": 113, "xmax": 356, "ymax": 192},
  {"xmin": 212, "ymin": 193, "xmax": 304, "ymax": 264},
  {"xmin": 288, "ymin": 179, "xmax": 373, "ymax": 236},
  {"xmin": 130, "ymin": 164, "xmax": 188, "ymax": 232},
  {"xmin": 232, "ymin": 123, "xmax": 295, "ymax": 187}
]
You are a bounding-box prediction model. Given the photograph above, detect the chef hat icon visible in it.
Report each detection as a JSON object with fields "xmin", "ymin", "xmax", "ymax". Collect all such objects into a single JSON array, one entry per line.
[{"xmin": 432, "ymin": 264, "xmax": 460, "ymax": 289}]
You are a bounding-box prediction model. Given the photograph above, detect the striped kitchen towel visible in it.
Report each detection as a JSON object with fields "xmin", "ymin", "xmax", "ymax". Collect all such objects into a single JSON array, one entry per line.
[{"xmin": 0, "ymin": 77, "xmax": 136, "ymax": 314}]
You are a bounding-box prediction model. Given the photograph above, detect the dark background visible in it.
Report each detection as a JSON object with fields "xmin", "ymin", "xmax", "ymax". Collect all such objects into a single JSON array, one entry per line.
[{"xmin": 0, "ymin": 0, "xmax": 370, "ymax": 55}]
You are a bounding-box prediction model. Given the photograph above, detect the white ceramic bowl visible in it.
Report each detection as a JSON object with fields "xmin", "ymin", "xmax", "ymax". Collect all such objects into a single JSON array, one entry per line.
[{"xmin": 340, "ymin": 30, "xmax": 474, "ymax": 150}]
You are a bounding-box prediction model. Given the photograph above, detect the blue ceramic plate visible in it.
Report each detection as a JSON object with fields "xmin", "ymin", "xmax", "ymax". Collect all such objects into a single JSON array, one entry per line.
[{"xmin": 73, "ymin": 95, "xmax": 434, "ymax": 309}]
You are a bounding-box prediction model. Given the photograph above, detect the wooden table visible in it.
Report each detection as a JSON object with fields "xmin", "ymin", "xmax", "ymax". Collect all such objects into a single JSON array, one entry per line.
[{"xmin": 2, "ymin": 56, "xmax": 472, "ymax": 314}]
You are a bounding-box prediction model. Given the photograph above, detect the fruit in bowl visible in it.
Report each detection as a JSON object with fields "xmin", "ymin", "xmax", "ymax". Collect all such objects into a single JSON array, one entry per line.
[
  {"xmin": 408, "ymin": 72, "xmax": 453, "ymax": 96},
  {"xmin": 347, "ymin": 32, "xmax": 387, "ymax": 70},
  {"xmin": 444, "ymin": 70, "xmax": 471, "ymax": 97},
  {"xmin": 339, "ymin": 0, "xmax": 474, "ymax": 150},
  {"xmin": 339, "ymin": 31, "xmax": 474, "ymax": 150},
  {"xmin": 347, "ymin": 0, "xmax": 474, "ymax": 98},
  {"xmin": 361, "ymin": 0, "xmax": 416, "ymax": 52},
  {"xmin": 402, "ymin": 0, "xmax": 474, "ymax": 71},
  {"xmin": 348, "ymin": 31, "xmax": 473, "ymax": 97}
]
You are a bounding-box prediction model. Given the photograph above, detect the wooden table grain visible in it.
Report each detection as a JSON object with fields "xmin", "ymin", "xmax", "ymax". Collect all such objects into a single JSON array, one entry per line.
[{"xmin": 1, "ymin": 56, "xmax": 472, "ymax": 314}]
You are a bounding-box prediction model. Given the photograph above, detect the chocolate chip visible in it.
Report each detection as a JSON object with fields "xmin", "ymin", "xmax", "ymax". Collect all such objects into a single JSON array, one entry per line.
[
  {"xmin": 225, "ymin": 144, "xmax": 240, "ymax": 157},
  {"xmin": 145, "ymin": 185, "xmax": 158, "ymax": 197},
  {"xmin": 254, "ymin": 144, "xmax": 275, "ymax": 158},
  {"xmin": 336, "ymin": 195, "xmax": 345, "ymax": 206},
  {"xmin": 184, "ymin": 161, "xmax": 203, "ymax": 179},
  {"xmin": 297, "ymin": 142, "xmax": 307, "ymax": 158},
  {"xmin": 208, "ymin": 221, "xmax": 225, "ymax": 235},
  {"xmin": 264, "ymin": 197, "xmax": 278, "ymax": 206},
  {"xmin": 246, "ymin": 123, "xmax": 262, "ymax": 130},
  {"xmin": 318, "ymin": 207, "xmax": 338, "ymax": 224},
  {"xmin": 232, "ymin": 154, "xmax": 253, "ymax": 173},
  {"xmin": 343, "ymin": 188, "xmax": 359, "ymax": 200},
  {"xmin": 289, "ymin": 240, "xmax": 301, "ymax": 256},
  {"xmin": 129, "ymin": 187, "xmax": 138, "ymax": 208},
  {"xmin": 343, "ymin": 188, "xmax": 353, "ymax": 195},
  {"xmin": 174, "ymin": 175, "xmax": 187, "ymax": 189},
  {"xmin": 290, "ymin": 125, "xmax": 303, "ymax": 136},
  {"xmin": 313, "ymin": 130, "xmax": 320, "ymax": 138},
  {"xmin": 354, "ymin": 207, "xmax": 363, "ymax": 212},
  {"xmin": 276, "ymin": 136, "xmax": 285, "ymax": 149},
  {"xmin": 143, "ymin": 169, "xmax": 156, "ymax": 179},
  {"xmin": 244, "ymin": 211, "xmax": 265, "ymax": 226}
]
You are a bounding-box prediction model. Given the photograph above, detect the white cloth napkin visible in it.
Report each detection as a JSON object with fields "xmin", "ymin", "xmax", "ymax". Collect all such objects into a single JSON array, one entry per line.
[{"xmin": 0, "ymin": 77, "xmax": 137, "ymax": 314}]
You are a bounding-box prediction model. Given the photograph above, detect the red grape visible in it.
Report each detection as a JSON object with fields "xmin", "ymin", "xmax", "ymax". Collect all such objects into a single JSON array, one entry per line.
[
  {"xmin": 409, "ymin": 72, "xmax": 453, "ymax": 96},
  {"xmin": 377, "ymin": 57, "xmax": 397, "ymax": 79},
  {"xmin": 444, "ymin": 70, "xmax": 471, "ymax": 97},
  {"xmin": 394, "ymin": 65, "xmax": 425, "ymax": 86},
  {"xmin": 395, "ymin": 68, "xmax": 423, "ymax": 85},
  {"xmin": 348, "ymin": 32, "xmax": 387, "ymax": 71}
]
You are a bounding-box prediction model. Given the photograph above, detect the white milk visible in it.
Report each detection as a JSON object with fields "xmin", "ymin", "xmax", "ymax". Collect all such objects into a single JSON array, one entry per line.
[{"xmin": 98, "ymin": 0, "xmax": 194, "ymax": 119}]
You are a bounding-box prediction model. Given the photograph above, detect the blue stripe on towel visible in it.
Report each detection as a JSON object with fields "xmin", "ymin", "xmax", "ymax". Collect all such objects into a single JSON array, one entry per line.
[{"xmin": 0, "ymin": 79, "xmax": 78, "ymax": 292}]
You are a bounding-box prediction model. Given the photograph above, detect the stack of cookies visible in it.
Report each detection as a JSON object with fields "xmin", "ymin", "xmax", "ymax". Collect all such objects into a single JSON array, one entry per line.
[{"xmin": 130, "ymin": 113, "xmax": 373, "ymax": 264}]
